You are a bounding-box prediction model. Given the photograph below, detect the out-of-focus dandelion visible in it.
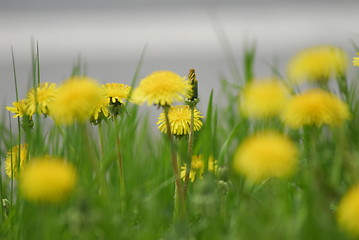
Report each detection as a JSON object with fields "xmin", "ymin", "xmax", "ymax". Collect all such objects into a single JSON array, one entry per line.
[
  {"xmin": 25, "ymin": 82, "xmax": 58, "ymax": 116},
  {"xmin": 19, "ymin": 156, "xmax": 77, "ymax": 203},
  {"xmin": 91, "ymin": 95, "xmax": 110, "ymax": 122},
  {"xmin": 239, "ymin": 78, "xmax": 290, "ymax": 119},
  {"xmin": 180, "ymin": 155, "xmax": 217, "ymax": 182},
  {"xmin": 157, "ymin": 105, "xmax": 203, "ymax": 136},
  {"xmin": 233, "ymin": 131, "xmax": 298, "ymax": 182},
  {"xmin": 132, "ymin": 71, "xmax": 192, "ymax": 106},
  {"xmin": 5, "ymin": 99, "xmax": 28, "ymax": 118},
  {"xmin": 5, "ymin": 144, "xmax": 28, "ymax": 178},
  {"xmin": 281, "ymin": 89, "xmax": 350, "ymax": 128},
  {"xmin": 353, "ymin": 53, "xmax": 359, "ymax": 66},
  {"xmin": 337, "ymin": 184, "xmax": 359, "ymax": 237},
  {"xmin": 49, "ymin": 76, "xmax": 103, "ymax": 125},
  {"xmin": 287, "ymin": 45, "xmax": 348, "ymax": 83}
]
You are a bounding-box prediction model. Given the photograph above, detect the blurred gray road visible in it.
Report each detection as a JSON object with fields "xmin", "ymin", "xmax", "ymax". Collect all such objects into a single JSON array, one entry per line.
[{"xmin": 1, "ymin": 1, "xmax": 359, "ymax": 120}]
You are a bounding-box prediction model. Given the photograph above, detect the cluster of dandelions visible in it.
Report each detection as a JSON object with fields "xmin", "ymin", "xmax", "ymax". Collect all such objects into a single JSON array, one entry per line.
[
  {"xmin": 6, "ymin": 76, "xmax": 132, "ymax": 125},
  {"xmin": 235, "ymin": 44, "xmax": 359, "ymax": 237},
  {"xmin": 5, "ymin": 76, "xmax": 133, "ymax": 203},
  {"xmin": 5, "ymin": 69, "xmax": 208, "ymax": 206}
]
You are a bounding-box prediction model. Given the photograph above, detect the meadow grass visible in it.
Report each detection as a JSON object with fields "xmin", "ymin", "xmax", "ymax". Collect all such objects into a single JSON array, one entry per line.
[{"xmin": 1, "ymin": 43, "xmax": 359, "ymax": 240}]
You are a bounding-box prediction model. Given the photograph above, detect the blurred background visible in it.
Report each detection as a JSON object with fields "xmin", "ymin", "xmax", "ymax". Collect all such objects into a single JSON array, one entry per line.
[{"xmin": 1, "ymin": 0, "xmax": 359, "ymax": 116}]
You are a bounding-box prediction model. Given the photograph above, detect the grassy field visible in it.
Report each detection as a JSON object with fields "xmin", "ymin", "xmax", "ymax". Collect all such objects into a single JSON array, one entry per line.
[{"xmin": 1, "ymin": 44, "xmax": 359, "ymax": 240}]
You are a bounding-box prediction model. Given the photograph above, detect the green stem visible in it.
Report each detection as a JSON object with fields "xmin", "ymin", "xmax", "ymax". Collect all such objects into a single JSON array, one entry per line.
[
  {"xmin": 184, "ymin": 106, "xmax": 194, "ymax": 197},
  {"xmin": 164, "ymin": 106, "xmax": 185, "ymax": 218},
  {"xmin": 98, "ymin": 122, "xmax": 105, "ymax": 161},
  {"xmin": 114, "ymin": 117, "xmax": 126, "ymax": 213},
  {"xmin": 330, "ymin": 127, "xmax": 346, "ymax": 187},
  {"xmin": 302, "ymin": 126, "xmax": 321, "ymax": 238}
]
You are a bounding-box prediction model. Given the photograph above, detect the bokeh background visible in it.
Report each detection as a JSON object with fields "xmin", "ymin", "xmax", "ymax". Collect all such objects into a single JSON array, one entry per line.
[{"xmin": 1, "ymin": 0, "xmax": 359, "ymax": 117}]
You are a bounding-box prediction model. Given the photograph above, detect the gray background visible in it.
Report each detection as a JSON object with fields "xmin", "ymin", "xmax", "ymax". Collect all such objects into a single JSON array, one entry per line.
[{"xmin": 1, "ymin": 0, "xmax": 359, "ymax": 123}]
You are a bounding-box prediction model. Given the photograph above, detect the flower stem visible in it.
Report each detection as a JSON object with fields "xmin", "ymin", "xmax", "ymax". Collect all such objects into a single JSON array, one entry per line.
[
  {"xmin": 184, "ymin": 106, "xmax": 195, "ymax": 197},
  {"xmin": 163, "ymin": 106, "xmax": 186, "ymax": 218},
  {"xmin": 330, "ymin": 127, "xmax": 346, "ymax": 187},
  {"xmin": 98, "ymin": 122, "xmax": 105, "ymax": 160},
  {"xmin": 114, "ymin": 117, "xmax": 126, "ymax": 213}
]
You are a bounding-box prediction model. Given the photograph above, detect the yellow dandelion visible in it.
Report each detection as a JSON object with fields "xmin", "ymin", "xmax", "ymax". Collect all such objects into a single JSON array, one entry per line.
[
  {"xmin": 239, "ymin": 78, "xmax": 290, "ymax": 118},
  {"xmin": 49, "ymin": 76, "xmax": 103, "ymax": 125},
  {"xmin": 281, "ymin": 89, "xmax": 350, "ymax": 128},
  {"xmin": 353, "ymin": 53, "xmax": 359, "ymax": 66},
  {"xmin": 102, "ymin": 83, "xmax": 131, "ymax": 105},
  {"xmin": 5, "ymin": 144, "xmax": 28, "ymax": 178},
  {"xmin": 19, "ymin": 156, "xmax": 77, "ymax": 203},
  {"xmin": 25, "ymin": 82, "xmax": 58, "ymax": 116},
  {"xmin": 5, "ymin": 99, "xmax": 28, "ymax": 118},
  {"xmin": 180, "ymin": 155, "xmax": 218, "ymax": 182},
  {"xmin": 287, "ymin": 45, "xmax": 348, "ymax": 83},
  {"xmin": 337, "ymin": 184, "xmax": 359, "ymax": 237},
  {"xmin": 157, "ymin": 105, "xmax": 204, "ymax": 135},
  {"xmin": 132, "ymin": 71, "xmax": 192, "ymax": 106},
  {"xmin": 233, "ymin": 132, "xmax": 298, "ymax": 182}
]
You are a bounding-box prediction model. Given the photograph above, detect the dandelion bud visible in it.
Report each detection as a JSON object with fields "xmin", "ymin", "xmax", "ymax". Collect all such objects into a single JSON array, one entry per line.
[{"xmin": 187, "ymin": 68, "xmax": 199, "ymax": 102}]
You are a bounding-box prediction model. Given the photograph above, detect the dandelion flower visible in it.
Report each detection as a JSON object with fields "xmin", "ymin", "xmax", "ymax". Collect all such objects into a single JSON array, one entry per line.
[
  {"xmin": 132, "ymin": 71, "xmax": 192, "ymax": 106},
  {"xmin": 5, "ymin": 144, "xmax": 28, "ymax": 178},
  {"xmin": 337, "ymin": 184, "xmax": 359, "ymax": 236},
  {"xmin": 180, "ymin": 155, "xmax": 218, "ymax": 182},
  {"xmin": 281, "ymin": 89, "xmax": 350, "ymax": 128},
  {"xmin": 5, "ymin": 99, "xmax": 28, "ymax": 118},
  {"xmin": 157, "ymin": 105, "xmax": 204, "ymax": 135},
  {"xmin": 233, "ymin": 132, "xmax": 298, "ymax": 182},
  {"xmin": 287, "ymin": 45, "xmax": 348, "ymax": 83},
  {"xmin": 26, "ymin": 82, "xmax": 58, "ymax": 116},
  {"xmin": 353, "ymin": 53, "xmax": 359, "ymax": 66},
  {"xmin": 102, "ymin": 83, "xmax": 131, "ymax": 105},
  {"xmin": 19, "ymin": 157, "xmax": 77, "ymax": 203},
  {"xmin": 239, "ymin": 78, "xmax": 290, "ymax": 118},
  {"xmin": 49, "ymin": 76, "xmax": 103, "ymax": 125}
]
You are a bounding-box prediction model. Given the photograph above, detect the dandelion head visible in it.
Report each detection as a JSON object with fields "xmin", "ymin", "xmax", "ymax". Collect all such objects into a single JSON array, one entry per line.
[
  {"xmin": 49, "ymin": 76, "xmax": 103, "ymax": 125},
  {"xmin": 239, "ymin": 78, "xmax": 290, "ymax": 118},
  {"xmin": 157, "ymin": 105, "xmax": 204, "ymax": 136},
  {"xmin": 337, "ymin": 184, "xmax": 359, "ymax": 237},
  {"xmin": 101, "ymin": 83, "xmax": 131, "ymax": 105},
  {"xmin": 5, "ymin": 99, "xmax": 28, "ymax": 118},
  {"xmin": 180, "ymin": 155, "xmax": 218, "ymax": 182},
  {"xmin": 5, "ymin": 144, "xmax": 28, "ymax": 178},
  {"xmin": 26, "ymin": 82, "xmax": 58, "ymax": 116},
  {"xmin": 19, "ymin": 156, "xmax": 77, "ymax": 203},
  {"xmin": 132, "ymin": 71, "xmax": 192, "ymax": 106},
  {"xmin": 287, "ymin": 45, "xmax": 348, "ymax": 83},
  {"xmin": 353, "ymin": 53, "xmax": 359, "ymax": 67},
  {"xmin": 281, "ymin": 89, "xmax": 350, "ymax": 128},
  {"xmin": 233, "ymin": 132, "xmax": 298, "ymax": 182}
]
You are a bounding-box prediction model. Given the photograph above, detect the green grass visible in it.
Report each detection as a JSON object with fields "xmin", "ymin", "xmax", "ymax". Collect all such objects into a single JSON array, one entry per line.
[{"xmin": 1, "ymin": 43, "xmax": 359, "ymax": 240}]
